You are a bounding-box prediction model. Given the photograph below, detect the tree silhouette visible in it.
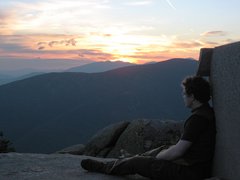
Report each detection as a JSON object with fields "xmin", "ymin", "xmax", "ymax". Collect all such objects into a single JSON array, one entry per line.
[{"xmin": 0, "ymin": 131, "xmax": 15, "ymax": 153}]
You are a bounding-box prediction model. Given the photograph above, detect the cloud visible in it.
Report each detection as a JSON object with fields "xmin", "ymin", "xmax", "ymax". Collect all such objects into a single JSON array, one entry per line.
[
  {"xmin": 0, "ymin": 11, "xmax": 8, "ymax": 25},
  {"xmin": 0, "ymin": 8, "xmax": 18, "ymax": 35},
  {"xmin": 0, "ymin": 34, "xmax": 115, "ymax": 61},
  {"xmin": 172, "ymin": 41, "xmax": 203, "ymax": 48},
  {"xmin": 89, "ymin": 32, "xmax": 112, "ymax": 37},
  {"xmin": 0, "ymin": 35, "xmax": 30, "ymax": 52},
  {"xmin": 223, "ymin": 38, "xmax": 235, "ymax": 43},
  {"xmin": 111, "ymin": 49, "xmax": 174, "ymax": 63},
  {"xmin": 38, "ymin": 46, "xmax": 45, "ymax": 50},
  {"xmin": 205, "ymin": 41, "xmax": 219, "ymax": 46},
  {"xmin": 126, "ymin": 52, "xmax": 169, "ymax": 60},
  {"xmin": 48, "ymin": 39, "xmax": 77, "ymax": 47},
  {"xmin": 201, "ymin": 31, "xmax": 227, "ymax": 37},
  {"xmin": 165, "ymin": 0, "xmax": 176, "ymax": 10},
  {"xmin": 124, "ymin": 0, "xmax": 152, "ymax": 6},
  {"xmin": 77, "ymin": 49, "xmax": 114, "ymax": 61},
  {"xmin": 37, "ymin": 42, "xmax": 47, "ymax": 46},
  {"xmin": 0, "ymin": 34, "xmax": 114, "ymax": 61},
  {"xmin": 37, "ymin": 38, "xmax": 77, "ymax": 49},
  {"xmin": 0, "ymin": 0, "xmax": 113, "ymax": 35}
]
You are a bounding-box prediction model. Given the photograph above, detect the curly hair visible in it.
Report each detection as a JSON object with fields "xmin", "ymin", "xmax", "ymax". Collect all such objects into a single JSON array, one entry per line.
[{"xmin": 182, "ymin": 76, "xmax": 211, "ymax": 103}]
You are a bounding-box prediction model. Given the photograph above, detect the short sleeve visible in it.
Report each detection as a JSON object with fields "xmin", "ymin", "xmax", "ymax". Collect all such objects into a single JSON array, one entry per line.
[{"xmin": 181, "ymin": 115, "xmax": 208, "ymax": 142}]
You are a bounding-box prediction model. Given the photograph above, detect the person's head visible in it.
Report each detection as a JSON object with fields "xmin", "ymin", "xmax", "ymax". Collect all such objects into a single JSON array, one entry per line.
[{"xmin": 181, "ymin": 76, "xmax": 211, "ymax": 109}]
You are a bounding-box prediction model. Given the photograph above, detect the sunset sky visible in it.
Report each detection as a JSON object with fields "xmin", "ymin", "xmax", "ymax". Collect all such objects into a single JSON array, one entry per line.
[{"xmin": 0, "ymin": 0, "xmax": 240, "ymax": 64}]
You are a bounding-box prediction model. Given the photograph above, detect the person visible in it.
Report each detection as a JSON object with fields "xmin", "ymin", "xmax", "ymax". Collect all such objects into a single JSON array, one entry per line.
[{"xmin": 81, "ymin": 76, "xmax": 216, "ymax": 180}]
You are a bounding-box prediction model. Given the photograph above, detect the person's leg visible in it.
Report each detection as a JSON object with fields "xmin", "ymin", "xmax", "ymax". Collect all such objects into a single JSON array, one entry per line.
[
  {"xmin": 81, "ymin": 156, "xmax": 155, "ymax": 178},
  {"xmin": 110, "ymin": 156, "xmax": 155, "ymax": 178},
  {"xmin": 81, "ymin": 157, "xmax": 203, "ymax": 180},
  {"xmin": 151, "ymin": 160, "xmax": 203, "ymax": 180},
  {"xmin": 119, "ymin": 145, "xmax": 169, "ymax": 158},
  {"xmin": 111, "ymin": 157, "xmax": 203, "ymax": 180}
]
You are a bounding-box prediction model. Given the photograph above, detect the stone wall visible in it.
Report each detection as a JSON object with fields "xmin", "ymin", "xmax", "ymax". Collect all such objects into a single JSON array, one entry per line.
[
  {"xmin": 199, "ymin": 42, "xmax": 240, "ymax": 180},
  {"xmin": 211, "ymin": 42, "xmax": 240, "ymax": 180}
]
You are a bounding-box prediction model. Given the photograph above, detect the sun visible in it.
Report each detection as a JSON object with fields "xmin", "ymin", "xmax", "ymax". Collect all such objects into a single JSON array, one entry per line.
[
  {"xmin": 111, "ymin": 57, "xmax": 137, "ymax": 64},
  {"xmin": 88, "ymin": 31, "xmax": 150, "ymax": 63}
]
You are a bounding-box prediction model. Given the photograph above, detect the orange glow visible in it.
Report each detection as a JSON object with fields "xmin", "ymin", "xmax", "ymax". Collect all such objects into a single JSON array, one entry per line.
[
  {"xmin": 0, "ymin": 33, "xmax": 217, "ymax": 63},
  {"xmin": 1, "ymin": 0, "xmax": 239, "ymax": 64}
]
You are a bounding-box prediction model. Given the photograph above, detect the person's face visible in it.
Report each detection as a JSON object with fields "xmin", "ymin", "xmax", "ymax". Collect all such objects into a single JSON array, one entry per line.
[{"xmin": 182, "ymin": 88, "xmax": 194, "ymax": 108}]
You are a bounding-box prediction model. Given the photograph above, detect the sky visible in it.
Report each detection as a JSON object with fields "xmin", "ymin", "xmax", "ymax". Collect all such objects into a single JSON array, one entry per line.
[{"xmin": 0, "ymin": 0, "xmax": 240, "ymax": 64}]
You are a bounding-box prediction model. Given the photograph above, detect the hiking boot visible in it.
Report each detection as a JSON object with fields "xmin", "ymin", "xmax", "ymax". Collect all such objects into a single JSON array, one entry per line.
[{"xmin": 81, "ymin": 159, "xmax": 106, "ymax": 173}]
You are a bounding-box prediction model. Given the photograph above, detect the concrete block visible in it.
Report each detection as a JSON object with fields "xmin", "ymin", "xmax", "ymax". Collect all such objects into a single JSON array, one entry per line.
[
  {"xmin": 211, "ymin": 42, "xmax": 240, "ymax": 180},
  {"xmin": 197, "ymin": 48, "xmax": 213, "ymax": 76}
]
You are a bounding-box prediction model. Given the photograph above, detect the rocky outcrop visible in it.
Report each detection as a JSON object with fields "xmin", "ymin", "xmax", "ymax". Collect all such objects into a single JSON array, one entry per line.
[
  {"xmin": 107, "ymin": 119, "xmax": 183, "ymax": 158},
  {"xmin": 77, "ymin": 119, "xmax": 183, "ymax": 158},
  {"xmin": 84, "ymin": 121, "xmax": 130, "ymax": 157},
  {"xmin": 0, "ymin": 153, "xmax": 149, "ymax": 180}
]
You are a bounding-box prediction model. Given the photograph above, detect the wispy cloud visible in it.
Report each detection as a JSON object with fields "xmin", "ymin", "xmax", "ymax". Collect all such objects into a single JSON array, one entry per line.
[
  {"xmin": 1, "ymin": 0, "xmax": 238, "ymax": 64},
  {"xmin": 0, "ymin": 0, "xmax": 113, "ymax": 35},
  {"xmin": 38, "ymin": 46, "xmax": 45, "ymax": 50},
  {"xmin": 0, "ymin": 7, "xmax": 18, "ymax": 35},
  {"xmin": 124, "ymin": 0, "xmax": 152, "ymax": 6},
  {"xmin": 223, "ymin": 39, "xmax": 234, "ymax": 43},
  {"xmin": 77, "ymin": 49, "xmax": 114, "ymax": 61},
  {"xmin": 204, "ymin": 41, "xmax": 219, "ymax": 46},
  {"xmin": 0, "ymin": 34, "xmax": 114, "ymax": 61},
  {"xmin": 0, "ymin": 35, "xmax": 30, "ymax": 52},
  {"xmin": 172, "ymin": 41, "xmax": 203, "ymax": 48},
  {"xmin": 124, "ymin": 51, "xmax": 170, "ymax": 63},
  {"xmin": 165, "ymin": 0, "xmax": 176, "ymax": 10},
  {"xmin": 89, "ymin": 32, "xmax": 112, "ymax": 37},
  {"xmin": 201, "ymin": 31, "xmax": 227, "ymax": 37},
  {"xmin": 37, "ymin": 38, "xmax": 77, "ymax": 49}
]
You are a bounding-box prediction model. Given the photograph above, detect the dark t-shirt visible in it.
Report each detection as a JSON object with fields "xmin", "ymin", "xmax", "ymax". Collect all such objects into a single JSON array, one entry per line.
[{"xmin": 179, "ymin": 103, "xmax": 216, "ymax": 166}]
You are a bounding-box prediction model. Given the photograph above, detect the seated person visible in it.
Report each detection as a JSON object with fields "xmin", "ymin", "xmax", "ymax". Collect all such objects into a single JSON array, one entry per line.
[{"xmin": 81, "ymin": 76, "xmax": 216, "ymax": 180}]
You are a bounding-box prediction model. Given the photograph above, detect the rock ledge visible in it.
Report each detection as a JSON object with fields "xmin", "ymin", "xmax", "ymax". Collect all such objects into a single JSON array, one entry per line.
[{"xmin": 0, "ymin": 153, "xmax": 148, "ymax": 180}]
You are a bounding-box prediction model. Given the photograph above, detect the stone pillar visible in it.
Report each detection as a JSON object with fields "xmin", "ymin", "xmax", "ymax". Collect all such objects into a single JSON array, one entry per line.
[
  {"xmin": 210, "ymin": 42, "xmax": 240, "ymax": 180},
  {"xmin": 197, "ymin": 48, "xmax": 213, "ymax": 76}
]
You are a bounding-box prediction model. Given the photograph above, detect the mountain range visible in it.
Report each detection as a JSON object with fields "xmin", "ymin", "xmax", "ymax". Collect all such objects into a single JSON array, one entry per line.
[
  {"xmin": 0, "ymin": 60, "xmax": 135, "ymax": 85},
  {"xmin": 0, "ymin": 58, "xmax": 91, "ymax": 74},
  {"xmin": 66, "ymin": 61, "xmax": 135, "ymax": 73},
  {"xmin": 0, "ymin": 58, "xmax": 198, "ymax": 153},
  {"xmin": 0, "ymin": 72, "xmax": 46, "ymax": 86},
  {"xmin": 0, "ymin": 58, "xmax": 87, "ymax": 85}
]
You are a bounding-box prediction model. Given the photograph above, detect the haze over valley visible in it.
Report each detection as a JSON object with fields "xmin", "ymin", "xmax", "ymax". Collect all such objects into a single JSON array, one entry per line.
[{"xmin": 0, "ymin": 58, "xmax": 197, "ymax": 153}]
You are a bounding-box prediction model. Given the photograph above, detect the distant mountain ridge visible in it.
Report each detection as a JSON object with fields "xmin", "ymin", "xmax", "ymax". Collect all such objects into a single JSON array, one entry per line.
[
  {"xmin": 66, "ymin": 61, "xmax": 135, "ymax": 73},
  {"xmin": 0, "ymin": 74, "xmax": 13, "ymax": 85},
  {"xmin": 0, "ymin": 72, "xmax": 45, "ymax": 86},
  {"xmin": 0, "ymin": 58, "xmax": 198, "ymax": 153},
  {"xmin": 0, "ymin": 60, "xmax": 133, "ymax": 85},
  {"xmin": 0, "ymin": 58, "xmax": 93, "ymax": 85},
  {"xmin": 0, "ymin": 58, "xmax": 91, "ymax": 73}
]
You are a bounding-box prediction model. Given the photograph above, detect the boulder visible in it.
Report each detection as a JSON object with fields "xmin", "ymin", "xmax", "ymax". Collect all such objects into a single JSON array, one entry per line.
[
  {"xmin": 55, "ymin": 144, "xmax": 85, "ymax": 155},
  {"xmin": 107, "ymin": 119, "xmax": 183, "ymax": 158},
  {"xmin": 84, "ymin": 121, "xmax": 130, "ymax": 157}
]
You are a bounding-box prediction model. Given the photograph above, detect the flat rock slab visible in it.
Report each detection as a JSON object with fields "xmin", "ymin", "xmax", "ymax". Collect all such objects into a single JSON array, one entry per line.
[{"xmin": 0, "ymin": 153, "xmax": 149, "ymax": 180}]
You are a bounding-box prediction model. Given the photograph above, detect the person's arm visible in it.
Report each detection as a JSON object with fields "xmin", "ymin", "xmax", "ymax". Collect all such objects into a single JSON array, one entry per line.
[{"xmin": 156, "ymin": 140, "xmax": 192, "ymax": 161}]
